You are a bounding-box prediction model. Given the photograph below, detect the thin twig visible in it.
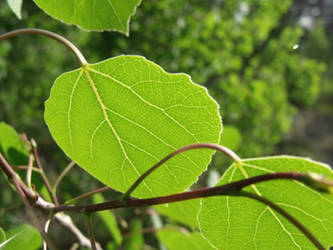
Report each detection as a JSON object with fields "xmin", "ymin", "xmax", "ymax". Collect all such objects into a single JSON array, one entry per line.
[
  {"xmin": 53, "ymin": 161, "xmax": 76, "ymax": 195},
  {"xmin": 65, "ymin": 186, "xmax": 110, "ymax": 205},
  {"xmin": 239, "ymin": 191, "xmax": 325, "ymax": 250},
  {"xmin": 0, "ymin": 28, "xmax": 87, "ymax": 66},
  {"xmin": 14, "ymin": 165, "xmax": 41, "ymax": 173},
  {"xmin": 26, "ymin": 154, "xmax": 34, "ymax": 188},
  {"xmin": 123, "ymin": 143, "xmax": 241, "ymax": 198},
  {"xmin": 31, "ymin": 139, "xmax": 59, "ymax": 205},
  {"xmin": 86, "ymin": 214, "xmax": 97, "ymax": 250}
]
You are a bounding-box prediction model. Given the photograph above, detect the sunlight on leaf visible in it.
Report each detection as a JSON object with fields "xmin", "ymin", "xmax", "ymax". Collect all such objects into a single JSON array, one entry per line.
[
  {"xmin": 44, "ymin": 55, "xmax": 222, "ymax": 198},
  {"xmin": 33, "ymin": 0, "xmax": 141, "ymax": 34},
  {"xmin": 198, "ymin": 156, "xmax": 333, "ymax": 249}
]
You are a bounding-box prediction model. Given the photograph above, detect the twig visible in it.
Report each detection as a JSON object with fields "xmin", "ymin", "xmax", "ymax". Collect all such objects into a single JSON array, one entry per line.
[
  {"xmin": 53, "ymin": 161, "xmax": 76, "ymax": 195},
  {"xmin": 0, "ymin": 152, "xmax": 102, "ymax": 249},
  {"xmin": 86, "ymin": 214, "xmax": 97, "ymax": 250},
  {"xmin": 11, "ymin": 177, "xmax": 58, "ymax": 250},
  {"xmin": 239, "ymin": 191, "xmax": 325, "ymax": 250},
  {"xmin": 122, "ymin": 143, "xmax": 241, "ymax": 198},
  {"xmin": 65, "ymin": 186, "xmax": 110, "ymax": 205},
  {"xmin": 14, "ymin": 165, "xmax": 41, "ymax": 172},
  {"xmin": 26, "ymin": 154, "xmax": 34, "ymax": 188},
  {"xmin": 54, "ymin": 213, "xmax": 102, "ymax": 250},
  {"xmin": 31, "ymin": 139, "xmax": 59, "ymax": 206},
  {"xmin": 0, "ymin": 28, "xmax": 87, "ymax": 66}
]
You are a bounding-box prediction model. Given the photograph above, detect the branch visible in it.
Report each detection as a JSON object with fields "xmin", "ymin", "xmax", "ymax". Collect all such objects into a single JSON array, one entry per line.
[
  {"xmin": 122, "ymin": 143, "xmax": 241, "ymax": 198},
  {"xmin": 52, "ymin": 171, "xmax": 333, "ymax": 213},
  {"xmin": 0, "ymin": 152, "xmax": 102, "ymax": 249},
  {"xmin": 0, "ymin": 28, "xmax": 87, "ymax": 66}
]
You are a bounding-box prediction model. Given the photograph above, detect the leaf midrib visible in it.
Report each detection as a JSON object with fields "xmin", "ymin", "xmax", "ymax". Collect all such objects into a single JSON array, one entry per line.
[
  {"xmin": 83, "ymin": 66, "xmax": 154, "ymax": 196},
  {"xmin": 238, "ymin": 163, "xmax": 302, "ymax": 249}
]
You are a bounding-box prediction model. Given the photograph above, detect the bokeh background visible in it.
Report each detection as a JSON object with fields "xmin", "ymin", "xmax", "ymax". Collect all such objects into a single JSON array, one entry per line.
[{"xmin": 0, "ymin": 0, "xmax": 332, "ymax": 248}]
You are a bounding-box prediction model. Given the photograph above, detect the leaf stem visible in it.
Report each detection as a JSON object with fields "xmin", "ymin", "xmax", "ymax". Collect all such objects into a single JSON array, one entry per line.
[
  {"xmin": 239, "ymin": 191, "xmax": 325, "ymax": 250},
  {"xmin": 0, "ymin": 28, "xmax": 88, "ymax": 66},
  {"xmin": 122, "ymin": 143, "xmax": 241, "ymax": 198},
  {"xmin": 52, "ymin": 172, "xmax": 317, "ymax": 213}
]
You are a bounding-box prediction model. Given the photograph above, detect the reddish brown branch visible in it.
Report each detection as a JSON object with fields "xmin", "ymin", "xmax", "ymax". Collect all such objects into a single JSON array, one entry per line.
[
  {"xmin": 52, "ymin": 172, "xmax": 329, "ymax": 213},
  {"xmin": 123, "ymin": 143, "xmax": 241, "ymax": 198}
]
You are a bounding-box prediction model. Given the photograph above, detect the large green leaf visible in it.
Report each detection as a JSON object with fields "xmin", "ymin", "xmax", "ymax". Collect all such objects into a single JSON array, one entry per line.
[
  {"xmin": 33, "ymin": 0, "xmax": 141, "ymax": 34},
  {"xmin": 198, "ymin": 156, "xmax": 333, "ymax": 249},
  {"xmin": 0, "ymin": 122, "xmax": 28, "ymax": 166},
  {"xmin": 157, "ymin": 228, "xmax": 214, "ymax": 250},
  {"xmin": 44, "ymin": 56, "xmax": 222, "ymax": 198}
]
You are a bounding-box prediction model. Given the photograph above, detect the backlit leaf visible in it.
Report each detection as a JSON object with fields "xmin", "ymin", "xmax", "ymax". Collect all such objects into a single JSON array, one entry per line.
[
  {"xmin": 33, "ymin": 0, "xmax": 141, "ymax": 34},
  {"xmin": 198, "ymin": 156, "xmax": 333, "ymax": 249},
  {"xmin": 44, "ymin": 56, "xmax": 222, "ymax": 198}
]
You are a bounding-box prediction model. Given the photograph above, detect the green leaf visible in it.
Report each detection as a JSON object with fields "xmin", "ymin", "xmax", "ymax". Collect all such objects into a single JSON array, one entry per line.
[
  {"xmin": 123, "ymin": 219, "xmax": 143, "ymax": 250},
  {"xmin": 2, "ymin": 224, "xmax": 42, "ymax": 250},
  {"xmin": 44, "ymin": 55, "xmax": 222, "ymax": 198},
  {"xmin": 6, "ymin": 0, "xmax": 23, "ymax": 19},
  {"xmin": 157, "ymin": 228, "xmax": 214, "ymax": 250},
  {"xmin": 0, "ymin": 122, "xmax": 28, "ymax": 166},
  {"xmin": 155, "ymin": 199, "xmax": 201, "ymax": 228},
  {"xmin": 198, "ymin": 156, "xmax": 333, "ymax": 249},
  {"xmin": 33, "ymin": 0, "xmax": 141, "ymax": 34},
  {"xmin": 93, "ymin": 193, "xmax": 122, "ymax": 245}
]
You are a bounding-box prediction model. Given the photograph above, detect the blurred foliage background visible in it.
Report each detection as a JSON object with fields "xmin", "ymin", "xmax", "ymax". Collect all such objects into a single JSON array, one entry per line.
[{"xmin": 0, "ymin": 0, "xmax": 332, "ymax": 249}]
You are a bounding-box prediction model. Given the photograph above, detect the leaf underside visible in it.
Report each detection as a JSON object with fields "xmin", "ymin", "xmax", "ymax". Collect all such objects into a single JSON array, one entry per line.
[
  {"xmin": 45, "ymin": 55, "xmax": 222, "ymax": 198},
  {"xmin": 198, "ymin": 156, "xmax": 333, "ymax": 249},
  {"xmin": 33, "ymin": 0, "xmax": 141, "ymax": 34}
]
